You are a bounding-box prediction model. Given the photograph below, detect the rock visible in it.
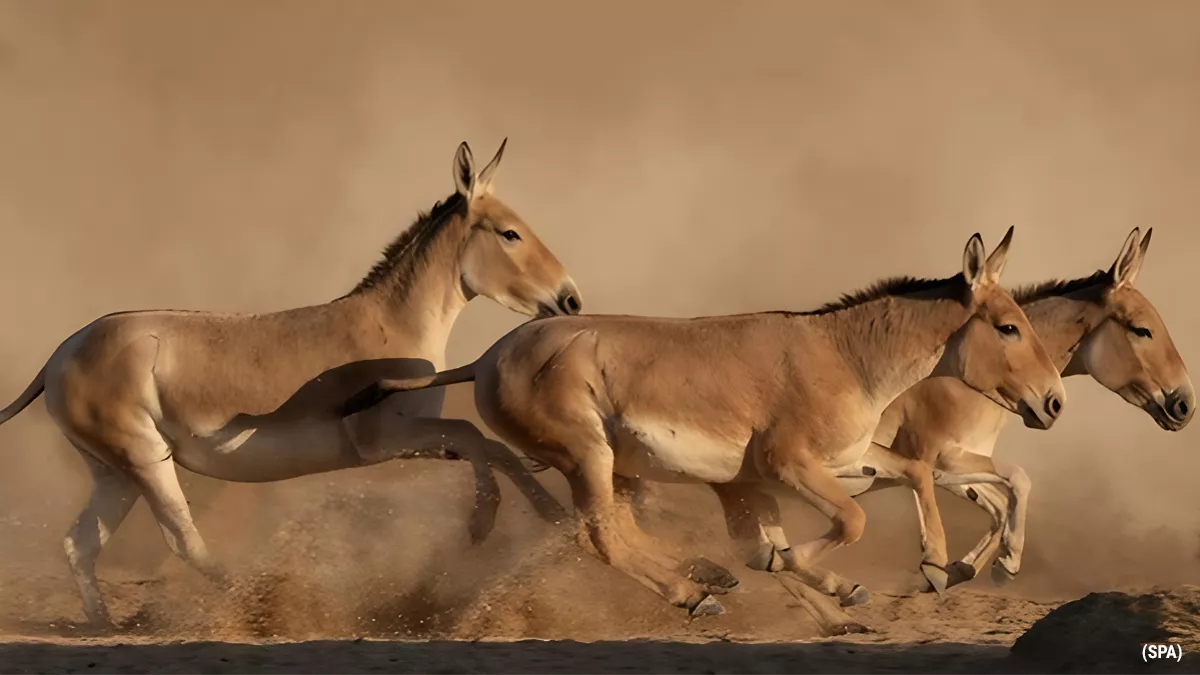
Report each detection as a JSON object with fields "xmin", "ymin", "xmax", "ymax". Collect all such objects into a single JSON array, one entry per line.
[{"xmin": 1010, "ymin": 586, "xmax": 1199, "ymax": 673}]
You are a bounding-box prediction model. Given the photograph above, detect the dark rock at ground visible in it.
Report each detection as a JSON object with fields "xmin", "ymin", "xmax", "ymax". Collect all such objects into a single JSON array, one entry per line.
[{"xmin": 1009, "ymin": 585, "xmax": 1199, "ymax": 673}]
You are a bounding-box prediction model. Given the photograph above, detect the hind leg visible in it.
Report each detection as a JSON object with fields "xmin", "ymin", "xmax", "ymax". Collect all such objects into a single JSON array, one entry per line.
[
  {"xmin": 567, "ymin": 449, "xmax": 721, "ymax": 614},
  {"xmin": 63, "ymin": 451, "xmax": 141, "ymax": 625},
  {"xmin": 130, "ymin": 459, "xmax": 227, "ymax": 586}
]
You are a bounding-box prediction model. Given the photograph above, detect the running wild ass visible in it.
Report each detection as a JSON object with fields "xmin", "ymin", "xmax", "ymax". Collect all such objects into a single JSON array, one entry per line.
[
  {"xmin": 690, "ymin": 227, "xmax": 1193, "ymax": 597},
  {"xmin": 0, "ymin": 139, "xmax": 578, "ymax": 626},
  {"xmin": 345, "ymin": 227, "xmax": 1066, "ymax": 615}
]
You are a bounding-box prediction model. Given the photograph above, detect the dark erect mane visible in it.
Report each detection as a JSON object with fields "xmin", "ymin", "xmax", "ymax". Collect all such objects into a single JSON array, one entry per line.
[
  {"xmin": 350, "ymin": 192, "xmax": 467, "ymax": 294},
  {"xmin": 1011, "ymin": 270, "xmax": 1109, "ymax": 305},
  {"xmin": 789, "ymin": 273, "xmax": 967, "ymax": 316}
]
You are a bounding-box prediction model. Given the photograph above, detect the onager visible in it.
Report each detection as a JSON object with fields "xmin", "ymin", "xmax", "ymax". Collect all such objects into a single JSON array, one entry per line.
[
  {"xmin": 692, "ymin": 227, "xmax": 1194, "ymax": 596},
  {"xmin": 0, "ymin": 139, "xmax": 579, "ymax": 626},
  {"xmin": 345, "ymin": 228, "xmax": 1067, "ymax": 615}
]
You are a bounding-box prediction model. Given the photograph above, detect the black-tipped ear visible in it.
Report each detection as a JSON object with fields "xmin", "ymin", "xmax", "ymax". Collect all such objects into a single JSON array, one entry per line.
[
  {"xmin": 453, "ymin": 141, "xmax": 476, "ymax": 200},
  {"xmin": 963, "ymin": 232, "xmax": 987, "ymax": 289},
  {"xmin": 982, "ymin": 226, "xmax": 1014, "ymax": 285},
  {"xmin": 1109, "ymin": 227, "xmax": 1142, "ymax": 288},
  {"xmin": 475, "ymin": 138, "xmax": 507, "ymax": 196},
  {"xmin": 1132, "ymin": 226, "xmax": 1153, "ymax": 279}
]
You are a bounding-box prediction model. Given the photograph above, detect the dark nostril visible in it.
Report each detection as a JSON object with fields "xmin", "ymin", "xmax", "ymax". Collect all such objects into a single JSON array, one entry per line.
[
  {"xmin": 1045, "ymin": 395, "xmax": 1062, "ymax": 418},
  {"xmin": 1171, "ymin": 397, "xmax": 1190, "ymax": 420},
  {"xmin": 558, "ymin": 293, "xmax": 580, "ymax": 315}
]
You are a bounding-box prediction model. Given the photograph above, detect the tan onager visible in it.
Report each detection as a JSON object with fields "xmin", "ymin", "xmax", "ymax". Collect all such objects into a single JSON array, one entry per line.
[
  {"xmin": 691, "ymin": 227, "xmax": 1194, "ymax": 597},
  {"xmin": 0, "ymin": 139, "xmax": 579, "ymax": 626},
  {"xmin": 345, "ymin": 227, "xmax": 1067, "ymax": 615}
]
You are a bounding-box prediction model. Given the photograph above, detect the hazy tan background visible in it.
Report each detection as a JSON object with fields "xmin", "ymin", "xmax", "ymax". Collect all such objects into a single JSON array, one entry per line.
[{"xmin": 1, "ymin": 0, "xmax": 1198, "ymax": 629}]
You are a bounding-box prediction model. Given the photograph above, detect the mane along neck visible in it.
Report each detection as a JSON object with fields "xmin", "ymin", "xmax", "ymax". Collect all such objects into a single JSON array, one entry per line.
[
  {"xmin": 1015, "ymin": 272, "xmax": 1111, "ymax": 373},
  {"xmin": 801, "ymin": 274, "xmax": 972, "ymax": 405},
  {"xmin": 340, "ymin": 192, "xmax": 474, "ymax": 356}
]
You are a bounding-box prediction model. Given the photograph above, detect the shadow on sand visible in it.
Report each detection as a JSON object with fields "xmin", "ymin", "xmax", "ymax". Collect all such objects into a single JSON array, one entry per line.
[{"xmin": 0, "ymin": 638, "xmax": 1165, "ymax": 675}]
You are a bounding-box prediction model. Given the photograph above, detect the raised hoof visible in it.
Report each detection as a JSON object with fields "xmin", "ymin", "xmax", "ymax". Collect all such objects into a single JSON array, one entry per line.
[
  {"xmin": 684, "ymin": 557, "xmax": 740, "ymax": 591},
  {"xmin": 945, "ymin": 561, "xmax": 977, "ymax": 589},
  {"xmin": 688, "ymin": 594, "xmax": 726, "ymax": 617},
  {"xmin": 920, "ymin": 562, "xmax": 949, "ymax": 596},
  {"xmin": 991, "ymin": 560, "xmax": 1018, "ymax": 587},
  {"xmin": 840, "ymin": 584, "xmax": 870, "ymax": 607}
]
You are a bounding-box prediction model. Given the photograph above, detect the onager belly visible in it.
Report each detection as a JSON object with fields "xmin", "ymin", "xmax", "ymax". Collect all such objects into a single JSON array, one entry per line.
[{"xmin": 612, "ymin": 417, "xmax": 750, "ymax": 484}]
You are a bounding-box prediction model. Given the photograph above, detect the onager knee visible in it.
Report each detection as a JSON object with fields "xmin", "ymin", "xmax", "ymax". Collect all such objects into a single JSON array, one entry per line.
[
  {"xmin": 836, "ymin": 501, "xmax": 867, "ymax": 545},
  {"xmin": 1008, "ymin": 465, "xmax": 1032, "ymax": 503}
]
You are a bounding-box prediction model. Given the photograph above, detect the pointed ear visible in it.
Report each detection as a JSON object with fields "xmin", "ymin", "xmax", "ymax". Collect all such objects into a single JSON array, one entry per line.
[
  {"xmin": 453, "ymin": 141, "xmax": 477, "ymax": 201},
  {"xmin": 982, "ymin": 225, "xmax": 1014, "ymax": 285},
  {"xmin": 475, "ymin": 138, "xmax": 507, "ymax": 197},
  {"xmin": 963, "ymin": 232, "xmax": 988, "ymax": 289},
  {"xmin": 1128, "ymin": 226, "xmax": 1153, "ymax": 283},
  {"xmin": 1108, "ymin": 227, "xmax": 1142, "ymax": 288}
]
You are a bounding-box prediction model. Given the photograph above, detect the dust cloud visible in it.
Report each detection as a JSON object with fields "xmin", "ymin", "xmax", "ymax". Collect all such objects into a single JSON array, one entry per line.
[{"xmin": 1, "ymin": 0, "xmax": 1198, "ymax": 640}]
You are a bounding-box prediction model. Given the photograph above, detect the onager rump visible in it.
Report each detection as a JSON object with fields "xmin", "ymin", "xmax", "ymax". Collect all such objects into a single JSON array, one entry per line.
[
  {"xmin": 0, "ymin": 139, "xmax": 578, "ymax": 626},
  {"xmin": 353, "ymin": 227, "xmax": 1066, "ymax": 615}
]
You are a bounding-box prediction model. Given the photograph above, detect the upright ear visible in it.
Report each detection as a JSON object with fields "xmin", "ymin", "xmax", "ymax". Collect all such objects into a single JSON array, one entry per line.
[
  {"xmin": 474, "ymin": 138, "xmax": 507, "ymax": 197},
  {"xmin": 1108, "ymin": 227, "xmax": 1143, "ymax": 288},
  {"xmin": 982, "ymin": 225, "xmax": 1014, "ymax": 285},
  {"xmin": 453, "ymin": 141, "xmax": 477, "ymax": 200},
  {"xmin": 963, "ymin": 232, "xmax": 988, "ymax": 289}
]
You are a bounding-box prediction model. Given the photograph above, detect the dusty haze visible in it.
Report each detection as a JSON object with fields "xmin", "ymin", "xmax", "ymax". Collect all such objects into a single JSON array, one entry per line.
[{"xmin": 1, "ymin": 0, "xmax": 1198, "ymax": 639}]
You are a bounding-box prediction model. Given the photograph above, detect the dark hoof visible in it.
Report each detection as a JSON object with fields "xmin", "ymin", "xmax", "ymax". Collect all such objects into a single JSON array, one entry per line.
[
  {"xmin": 920, "ymin": 562, "xmax": 949, "ymax": 596},
  {"xmin": 945, "ymin": 560, "xmax": 977, "ymax": 589},
  {"xmin": 684, "ymin": 557, "xmax": 740, "ymax": 590},
  {"xmin": 991, "ymin": 560, "xmax": 1017, "ymax": 587},
  {"xmin": 841, "ymin": 584, "xmax": 870, "ymax": 607},
  {"xmin": 688, "ymin": 594, "xmax": 725, "ymax": 617}
]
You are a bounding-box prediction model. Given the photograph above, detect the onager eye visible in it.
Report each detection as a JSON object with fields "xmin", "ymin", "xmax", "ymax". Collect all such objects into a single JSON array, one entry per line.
[
  {"xmin": 995, "ymin": 323, "xmax": 1020, "ymax": 338},
  {"xmin": 1131, "ymin": 325, "xmax": 1153, "ymax": 339},
  {"xmin": 501, "ymin": 229, "xmax": 522, "ymax": 242}
]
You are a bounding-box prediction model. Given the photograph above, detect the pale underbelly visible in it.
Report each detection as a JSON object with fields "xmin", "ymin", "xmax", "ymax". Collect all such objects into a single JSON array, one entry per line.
[
  {"xmin": 611, "ymin": 417, "xmax": 892, "ymax": 497},
  {"xmin": 611, "ymin": 417, "xmax": 752, "ymax": 484}
]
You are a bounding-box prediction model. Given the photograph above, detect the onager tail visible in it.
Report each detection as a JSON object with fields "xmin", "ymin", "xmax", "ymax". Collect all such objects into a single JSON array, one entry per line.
[
  {"xmin": 0, "ymin": 365, "xmax": 46, "ymax": 426},
  {"xmin": 340, "ymin": 362, "xmax": 478, "ymax": 417}
]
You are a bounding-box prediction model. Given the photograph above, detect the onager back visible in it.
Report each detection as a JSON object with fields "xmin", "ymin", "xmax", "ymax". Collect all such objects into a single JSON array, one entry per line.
[
  {"xmin": 0, "ymin": 140, "xmax": 579, "ymax": 626},
  {"xmin": 352, "ymin": 227, "xmax": 1066, "ymax": 617}
]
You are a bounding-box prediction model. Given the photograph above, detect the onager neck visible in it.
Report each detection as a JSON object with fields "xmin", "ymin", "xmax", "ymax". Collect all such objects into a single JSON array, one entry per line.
[
  {"xmin": 814, "ymin": 289, "xmax": 970, "ymax": 408},
  {"xmin": 342, "ymin": 195, "xmax": 473, "ymax": 361},
  {"xmin": 1020, "ymin": 290, "xmax": 1108, "ymax": 375}
]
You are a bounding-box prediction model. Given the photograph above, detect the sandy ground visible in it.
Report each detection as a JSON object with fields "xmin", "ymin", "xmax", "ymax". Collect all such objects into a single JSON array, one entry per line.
[{"xmin": 2, "ymin": 465, "xmax": 1186, "ymax": 674}]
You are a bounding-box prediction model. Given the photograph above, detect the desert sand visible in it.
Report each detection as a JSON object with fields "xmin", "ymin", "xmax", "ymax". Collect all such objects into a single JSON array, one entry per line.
[{"xmin": 1, "ymin": 2, "xmax": 1199, "ymax": 673}]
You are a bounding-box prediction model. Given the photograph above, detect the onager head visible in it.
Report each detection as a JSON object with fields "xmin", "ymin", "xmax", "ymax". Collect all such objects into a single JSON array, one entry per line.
[
  {"xmin": 1069, "ymin": 228, "xmax": 1193, "ymax": 431},
  {"xmin": 452, "ymin": 140, "xmax": 582, "ymax": 317},
  {"xmin": 940, "ymin": 227, "xmax": 1067, "ymax": 430}
]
